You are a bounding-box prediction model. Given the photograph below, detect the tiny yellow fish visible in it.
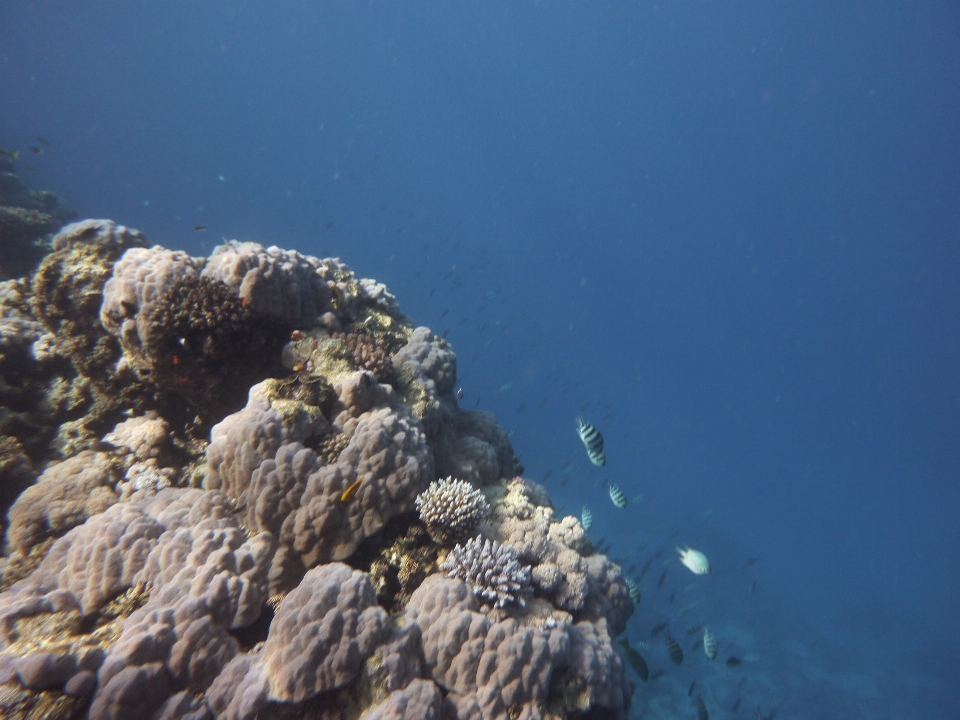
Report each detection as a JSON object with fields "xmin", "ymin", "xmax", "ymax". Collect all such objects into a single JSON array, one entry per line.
[{"xmin": 340, "ymin": 476, "xmax": 363, "ymax": 502}]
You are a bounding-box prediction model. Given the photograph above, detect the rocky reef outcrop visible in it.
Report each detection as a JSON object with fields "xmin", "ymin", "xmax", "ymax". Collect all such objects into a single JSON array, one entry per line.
[{"xmin": 0, "ymin": 220, "xmax": 633, "ymax": 720}]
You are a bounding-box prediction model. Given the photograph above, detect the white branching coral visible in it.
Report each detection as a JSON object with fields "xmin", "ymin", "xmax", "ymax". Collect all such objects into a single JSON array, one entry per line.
[
  {"xmin": 415, "ymin": 476, "xmax": 490, "ymax": 545},
  {"xmin": 441, "ymin": 535, "xmax": 531, "ymax": 608}
]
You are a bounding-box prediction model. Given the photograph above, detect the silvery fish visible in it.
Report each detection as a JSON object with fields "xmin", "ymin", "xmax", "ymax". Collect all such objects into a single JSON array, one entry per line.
[
  {"xmin": 608, "ymin": 483, "xmax": 627, "ymax": 509},
  {"xmin": 703, "ymin": 627, "xmax": 718, "ymax": 660},
  {"xmin": 625, "ymin": 576, "xmax": 641, "ymax": 604},
  {"xmin": 576, "ymin": 415, "xmax": 606, "ymax": 466},
  {"xmin": 677, "ymin": 546, "xmax": 711, "ymax": 575},
  {"xmin": 581, "ymin": 506, "xmax": 593, "ymax": 532}
]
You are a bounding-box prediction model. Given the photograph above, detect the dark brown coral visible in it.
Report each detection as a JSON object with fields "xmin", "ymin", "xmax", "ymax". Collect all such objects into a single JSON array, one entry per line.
[
  {"xmin": 330, "ymin": 331, "xmax": 397, "ymax": 387},
  {"xmin": 145, "ymin": 276, "xmax": 290, "ymax": 423}
]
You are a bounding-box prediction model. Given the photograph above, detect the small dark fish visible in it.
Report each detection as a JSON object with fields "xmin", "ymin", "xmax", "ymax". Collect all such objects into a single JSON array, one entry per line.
[
  {"xmin": 193, "ymin": 225, "xmax": 207, "ymax": 232},
  {"xmin": 325, "ymin": 220, "xmax": 335, "ymax": 228},
  {"xmin": 731, "ymin": 697, "xmax": 742, "ymax": 712},
  {"xmin": 669, "ymin": 591, "xmax": 676, "ymax": 604},
  {"xmin": 475, "ymin": 396, "xmax": 480, "ymax": 407},
  {"xmin": 441, "ymin": 308, "xmax": 450, "ymax": 318},
  {"xmin": 650, "ymin": 621, "xmax": 668, "ymax": 637},
  {"xmin": 687, "ymin": 679, "xmax": 696, "ymax": 696},
  {"xmin": 456, "ymin": 388, "xmax": 463, "ymax": 400},
  {"xmin": 749, "ymin": 580, "xmax": 757, "ymax": 594},
  {"xmin": 741, "ymin": 556, "xmax": 760, "ymax": 568},
  {"xmin": 516, "ymin": 404, "xmax": 526, "ymax": 413},
  {"xmin": 725, "ymin": 655, "xmax": 742, "ymax": 670},
  {"xmin": 657, "ymin": 570, "xmax": 668, "ymax": 588},
  {"xmin": 638, "ymin": 558, "xmax": 653, "ymax": 581},
  {"xmin": 37, "ymin": 136, "xmax": 50, "ymax": 146},
  {"xmin": 694, "ymin": 694, "xmax": 709, "ymax": 720},
  {"xmin": 0, "ymin": 149, "xmax": 18, "ymax": 159},
  {"xmin": 649, "ymin": 668, "xmax": 664, "ymax": 681},
  {"xmin": 653, "ymin": 548, "xmax": 666, "ymax": 559},
  {"xmin": 617, "ymin": 638, "xmax": 649, "ymax": 682},
  {"xmin": 29, "ymin": 145, "xmax": 43, "ymax": 154},
  {"xmin": 441, "ymin": 329, "xmax": 450, "ymax": 339},
  {"xmin": 686, "ymin": 622, "xmax": 704, "ymax": 636},
  {"xmin": 665, "ymin": 630, "xmax": 684, "ymax": 665},
  {"xmin": 542, "ymin": 469, "xmax": 552, "ymax": 480}
]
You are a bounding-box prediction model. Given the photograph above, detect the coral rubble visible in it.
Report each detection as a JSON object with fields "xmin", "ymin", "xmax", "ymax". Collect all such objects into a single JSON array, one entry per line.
[{"xmin": 0, "ymin": 219, "xmax": 632, "ymax": 720}]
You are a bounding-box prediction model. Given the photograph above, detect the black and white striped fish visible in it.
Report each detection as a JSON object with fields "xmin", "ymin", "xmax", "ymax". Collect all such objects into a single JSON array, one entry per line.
[
  {"xmin": 576, "ymin": 415, "xmax": 606, "ymax": 466},
  {"xmin": 608, "ymin": 483, "xmax": 627, "ymax": 509},
  {"xmin": 665, "ymin": 629, "xmax": 684, "ymax": 665}
]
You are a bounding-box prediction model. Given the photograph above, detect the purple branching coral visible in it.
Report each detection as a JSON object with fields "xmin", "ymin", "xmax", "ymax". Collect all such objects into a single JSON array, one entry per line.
[{"xmin": 441, "ymin": 535, "xmax": 531, "ymax": 608}]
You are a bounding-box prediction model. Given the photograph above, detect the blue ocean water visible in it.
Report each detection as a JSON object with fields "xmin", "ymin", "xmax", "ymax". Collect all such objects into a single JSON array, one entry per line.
[{"xmin": 2, "ymin": 2, "xmax": 958, "ymax": 717}]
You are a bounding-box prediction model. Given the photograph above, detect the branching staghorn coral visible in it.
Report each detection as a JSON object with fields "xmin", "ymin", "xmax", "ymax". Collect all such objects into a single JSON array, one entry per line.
[{"xmin": 441, "ymin": 535, "xmax": 531, "ymax": 608}]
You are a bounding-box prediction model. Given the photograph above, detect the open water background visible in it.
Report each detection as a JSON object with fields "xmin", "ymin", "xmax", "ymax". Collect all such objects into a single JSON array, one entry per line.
[{"xmin": 3, "ymin": 3, "xmax": 959, "ymax": 717}]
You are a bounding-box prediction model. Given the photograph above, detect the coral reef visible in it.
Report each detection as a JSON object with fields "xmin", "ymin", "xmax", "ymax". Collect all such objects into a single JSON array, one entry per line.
[
  {"xmin": 441, "ymin": 535, "xmax": 531, "ymax": 608},
  {"xmin": 415, "ymin": 476, "xmax": 490, "ymax": 545},
  {"xmin": 0, "ymin": 220, "xmax": 633, "ymax": 720},
  {"xmin": 0, "ymin": 155, "xmax": 75, "ymax": 278}
]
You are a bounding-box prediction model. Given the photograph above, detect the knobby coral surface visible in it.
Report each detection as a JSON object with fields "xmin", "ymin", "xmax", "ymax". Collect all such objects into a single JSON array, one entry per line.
[{"xmin": 0, "ymin": 221, "xmax": 633, "ymax": 720}]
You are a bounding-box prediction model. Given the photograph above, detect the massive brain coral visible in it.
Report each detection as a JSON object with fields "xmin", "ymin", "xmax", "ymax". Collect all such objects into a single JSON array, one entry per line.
[{"xmin": 0, "ymin": 221, "xmax": 633, "ymax": 720}]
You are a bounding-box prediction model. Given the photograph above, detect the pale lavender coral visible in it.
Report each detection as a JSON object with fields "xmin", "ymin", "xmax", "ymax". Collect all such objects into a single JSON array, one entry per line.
[
  {"xmin": 263, "ymin": 562, "xmax": 390, "ymax": 701},
  {"xmin": 51, "ymin": 218, "xmax": 147, "ymax": 254},
  {"xmin": 0, "ymin": 488, "xmax": 283, "ymax": 719},
  {"xmin": 209, "ymin": 372, "xmax": 432, "ymax": 567},
  {"xmin": 85, "ymin": 489, "xmax": 280, "ymax": 719},
  {"xmin": 557, "ymin": 619, "xmax": 631, "ymax": 716},
  {"xmin": 361, "ymin": 678, "xmax": 442, "ymax": 720},
  {"xmin": 103, "ymin": 414, "xmax": 171, "ymax": 461},
  {"xmin": 99, "ymin": 245, "xmax": 204, "ymax": 368},
  {"xmin": 357, "ymin": 276, "xmax": 402, "ymax": 316},
  {"xmin": 392, "ymin": 328, "xmax": 517, "ymax": 486},
  {"xmin": 204, "ymin": 651, "xmax": 268, "ymax": 720},
  {"xmin": 204, "ymin": 382, "xmax": 300, "ymax": 509},
  {"xmin": 405, "ymin": 574, "xmax": 570, "ymax": 719},
  {"xmin": 5, "ymin": 449, "xmax": 123, "ymax": 554},
  {"xmin": 199, "ymin": 241, "xmax": 334, "ymax": 327},
  {"xmin": 441, "ymin": 535, "xmax": 531, "ymax": 608},
  {"xmin": 393, "ymin": 326, "xmax": 458, "ymax": 399}
]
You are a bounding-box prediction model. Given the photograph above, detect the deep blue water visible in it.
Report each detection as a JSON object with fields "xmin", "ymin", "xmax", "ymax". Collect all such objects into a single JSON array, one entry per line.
[{"xmin": 3, "ymin": 2, "xmax": 959, "ymax": 717}]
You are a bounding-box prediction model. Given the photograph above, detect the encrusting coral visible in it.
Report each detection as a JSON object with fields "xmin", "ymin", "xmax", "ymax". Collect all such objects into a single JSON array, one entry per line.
[{"xmin": 0, "ymin": 220, "xmax": 633, "ymax": 720}]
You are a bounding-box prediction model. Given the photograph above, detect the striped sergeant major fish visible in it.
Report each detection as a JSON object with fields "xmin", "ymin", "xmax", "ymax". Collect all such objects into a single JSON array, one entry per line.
[
  {"xmin": 576, "ymin": 415, "xmax": 606, "ymax": 466},
  {"xmin": 608, "ymin": 483, "xmax": 627, "ymax": 509}
]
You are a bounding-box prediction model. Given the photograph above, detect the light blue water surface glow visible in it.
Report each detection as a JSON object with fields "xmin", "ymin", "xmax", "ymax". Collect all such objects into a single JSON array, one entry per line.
[{"xmin": 3, "ymin": 2, "xmax": 959, "ymax": 717}]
